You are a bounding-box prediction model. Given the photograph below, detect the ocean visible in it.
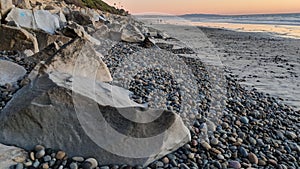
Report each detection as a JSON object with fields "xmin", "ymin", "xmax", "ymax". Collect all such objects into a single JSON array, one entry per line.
[{"xmin": 137, "ymin": 13, "xmax": 300, "ymax": 39}]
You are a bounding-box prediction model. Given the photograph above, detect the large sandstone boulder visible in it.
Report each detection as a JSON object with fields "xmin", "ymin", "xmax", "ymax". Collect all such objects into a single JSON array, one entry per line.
[
  {"xmin": 0, "ymin": 39, "xmax": 191, "ymax": 166},
  {"xmin": 0, "ymin": 0, "xmax": 13, "ymax": 16},
  {"xmin": 62, "ymin": 21, "xmax": 100, "ymax": 45},
  {"xmin": 65, "ymin": 10, "xmax": 93, "ymax": 26},
  {"xmin": 0, "ymin": 60, "xmax": 27, "ymax": 86},
  {"xmin": 35, "ymin": 38, "xmax": 112, "ymax": 82},
  {"xmin": 33, "ymin": 10, "xmax": 60, "ymax": 34},
  {"xmin": 5, "ymin": 8, "xmax": 61, "ymax": 34},
  {"xmin": 0, "ymin": 25, "xmax": 39, "ymax": 53},
  {"xmin": 0, "ymin": 144, "xmax": 27, "ymax": 169},
  {"xmin": 5, "ymin": 8, "xmax": 37, "ymax": 29},
  {"xmin": 121, "ymin": 24, "xmax": 145, "ymax": 43},
  {"xmin": 34, "ymin": 30, "xmax": 71, "ymax": 50}
]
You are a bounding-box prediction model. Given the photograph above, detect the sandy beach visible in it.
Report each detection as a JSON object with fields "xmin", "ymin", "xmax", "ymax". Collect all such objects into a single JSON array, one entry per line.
[
  {"xmin": 199, "ymin": 27, "xmax": 300, "ymax": 110},
  {"xmin": 138, "ymin": 17, "xmax": 300, "ymax": 110}
]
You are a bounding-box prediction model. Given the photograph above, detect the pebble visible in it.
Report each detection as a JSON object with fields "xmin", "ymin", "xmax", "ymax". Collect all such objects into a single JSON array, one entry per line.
[
  {"xmin": 100, "ymin": 166, "xmax": 110, "ymax": 169},
  {"xmin": 85, "ymin": 158, "xmax": 98, "ymax": 168},
  {"xmin": 70, "ymin": 162, "xmax": 79, "ymax": 169},
  {"xmin": 286, "ymin": 131, "xmax": 297, "ymax": 139},
  {"xmin": 248, "ymin": 153, "xmax": 258, "ymax": 164},
  {"xmin": 210, "ymin": 137, "xmax": 219, "ymax": 145},
  {"xmin": 43, "ymin": 155, "xmax": 51, "ymax": 162},
  {"xmin": 201, "ymin": 141, "xmax": 211, "ymax": 150},
  {"xmin": 248, "ymin": 137, "xmax": 256, "ymax": 145},
  {"xmin": 188, "ymin": 153, "xmax": 195, "ymax": 159},
  {"xmin": 34, "ymin": 145, "xmax": 45, "ymax": 151},
  {"xmin": 217, "ymin": 154, "xmax": 225, "ymax": 160},
  {"xmin": 239, "ymin": 147, "xmax": 248, "ymax": 157},
  {"xmin": 240, "ymin": 116, "xmax": 249, "ymax": 124},
  {"xmin": 180, "ymin": 163, "xmax": 190, "ymax": 169},
  {"xmin": 32, "ymin": 160, "xmax": 40, "ymax": 168},
  {"xmin": 29, "ymin": 152, "xmax": 35, "ymax": 161},
  {"xmin": 258, "ymin": 159, "xmax": 267, "ymax": 166},
  {"xmin": 24, "ymin": 161, "xmax": 32, "ymax": 167},
  {"xmin": 82, "ymin": 162, "xmax": 93, "ymax": 169},
  {"xmin": 72, "ymin": 156, "xmax": 85, "ymax": 162},
  {"xmin": 42, "ymin": 163, "xmax": 49, "ymax": 169},
  {"xmin": 221, "ymin": 122, "xmax": 229, "ymax": 129},
  {"xmin": 35, "ymin": 149, "xmax": 46, "ymax": 159},
  {"xmin": 229, "ymin": 160, "xmax": 241, "ymax": 169},
  {"xmin": 56, "ymin": 151, "xmax": 66, "ymax": 160},
  {"xmin": 191, "ymin": 139, "xmax": 198, "ymax": 147},
  {"xmin": 268, "ymin": 159, "xmax": 278, "ymax": 166},
  {"xmin": 15, "ymin": 163, "xmax": 23, "ymax": 169},
  {"xmin": 162, "ymin": 157, "xmax": 170, "ymax": 164}
]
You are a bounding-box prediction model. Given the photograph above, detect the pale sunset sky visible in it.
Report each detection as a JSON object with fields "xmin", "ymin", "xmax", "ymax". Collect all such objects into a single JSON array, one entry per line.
[{"xmin": 103, "ymin": 0, "xmax": 300, "ymax": 15}]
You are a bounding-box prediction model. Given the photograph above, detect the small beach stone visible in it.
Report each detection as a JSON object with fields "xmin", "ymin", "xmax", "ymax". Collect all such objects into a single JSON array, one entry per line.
[
  {"xmin": 210, "ymin": 137, "xmax": 219, "ymax": 145},
  {"xmin": 42, "ymin": 163, "xmax": 49, "ymax": 169},
  {"xmin": 82, "ymin": 162, "xmax": 93, "ymax": 169},
  {"xmin": 248, "ymin": 153, "xmax": 258, "ymax": 164},
  {"xmin": 268, "ymin": 159, "xmax": 278, "ymax": 166},
  {"xmin": 180, "ymin": 163, "xmax": 190, "ymax": 169},
  {"xmin": 221, "ymin": 122, "xmax": 229, "ymax": 129},
  {"xmin": 24, "ymin": 161, "xmax": 32, "ymax": 167},
  {"xmin": 15, "ymin": 163, "xmax": 23, "ymax": 169},
  {"xmin": 248, "ymin": 137, "xmax": 256, "ymax": 145},
  {"xmin": 35, "ymin": 149, "xmax": 46, "ymax": 159},
  {"xmin": 240, "ymin": 116, "xmax": 249, "ymax": 124},
  {"xmin": 43, "ymin": 155, "xmax": 51, "ymax": 162},
  {"xmin": 201, "ymin": 141, "xmax": 211, "ymax": 150},
  {"xmin": 85, "ymin": 158, "xmax": 98, "ymax": 168},
  {"xmin": 286, "ymin": 131, "xmax": 297, "ymax": 139},
  {"xmin": 258, "ymin": 159, "xmax": 267, "ymax": 166},
  {"xmin": 162, "ymin": 157, "xmax": 170, "ymax": 164},
  {"xmin": 239, "ymin": 147, "xmax": 248, "ymax": 157},
  {"xmin": 229, "ymin": 160, "xmax": 241, "ymax": 169},
  {"xmin": 72, "ymin": 156, "xmax": 85, "ymax": 162},
  {"xmin": 55, "ymin": 151, "xmax": 66, "ymax": 160},
  {"xmin": 217, "ymin": 154, "xmax": 225, "ymax": 160},
  {"xmin": 29, "ymin": 152, "xmax": 35, "ymax": 161},
  {"xmin": 34, "ymin": 145, "xmax": 45, "ymax": 152},
  {"xmin": 70, "ymin": 162, "xmax": 79, "ymax": 169},
  {"xmin": 33, "ymin": 160, "xmax": 40, "ymax": 168},
  {"xmin": 100, "ymin": 166, "xmax": 110, "ymax": 169}
]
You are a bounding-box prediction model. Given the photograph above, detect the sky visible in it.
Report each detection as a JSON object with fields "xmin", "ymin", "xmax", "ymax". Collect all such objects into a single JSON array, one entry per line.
[{"xmin": 103, "ymin": 0, "xmax": 300, "ymax": 15}]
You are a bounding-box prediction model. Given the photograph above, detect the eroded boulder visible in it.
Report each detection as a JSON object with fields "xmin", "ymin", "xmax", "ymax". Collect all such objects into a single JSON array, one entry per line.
[
  {"xmin": 0, "ymin": 60, "xmax": 27, "ymax": 86},
  {"xmin": 121, "ymin": 24, "xmax": 145, "ymax": 43},
  {"xmin": 5, "ymin": 8, "xmax": 61, "ymax": 34},
  {"xmin": 5, "ymin": 8, "xmax": 37, "ymax": 29},
  {"xmin": 62, "ymin": 22, "xmax": 100, "ymax": 45},
  {"xmin": 0, "ymin": 144, "xmax": 27, "ymax": 169},
  {"xmin": 0, "ymin": 60, "xmax": 190, "ymax": 167},
  {"xmin": 0, "ymin": 25, "xmax": 39, "ymax": 53}
]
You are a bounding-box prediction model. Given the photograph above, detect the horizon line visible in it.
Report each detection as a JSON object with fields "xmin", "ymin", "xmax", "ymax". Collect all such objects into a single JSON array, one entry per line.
[{"xmin": 133, "ymin": 11, "xmax": 300, "ymax": 16}]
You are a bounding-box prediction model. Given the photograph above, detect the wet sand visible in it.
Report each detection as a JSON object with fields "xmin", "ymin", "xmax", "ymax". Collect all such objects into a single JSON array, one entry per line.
[{"xmin": 199, "ymin": 27, "xmax": 300, "ymax": 110}]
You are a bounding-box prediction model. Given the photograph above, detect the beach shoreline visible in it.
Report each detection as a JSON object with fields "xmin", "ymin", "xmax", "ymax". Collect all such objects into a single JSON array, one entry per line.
[
  {"xmin": 197, "ymin": 26, "xmax": 300, "ymax": 110},
  {"xmin": 136, "ymin": 16, "xmax": 300, "ymax": 110}
]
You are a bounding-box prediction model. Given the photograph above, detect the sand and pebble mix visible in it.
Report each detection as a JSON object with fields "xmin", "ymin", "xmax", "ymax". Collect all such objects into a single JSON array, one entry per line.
[{"xmin": 1, "ymin": 28, "xmax": 299, "ymax": 169}]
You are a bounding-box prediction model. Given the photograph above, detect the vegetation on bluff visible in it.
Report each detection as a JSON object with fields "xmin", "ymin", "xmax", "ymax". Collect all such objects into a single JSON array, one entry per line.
[{"xmin": 64, "ymin": 0, "xmax": 128, "ymax": 15}]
